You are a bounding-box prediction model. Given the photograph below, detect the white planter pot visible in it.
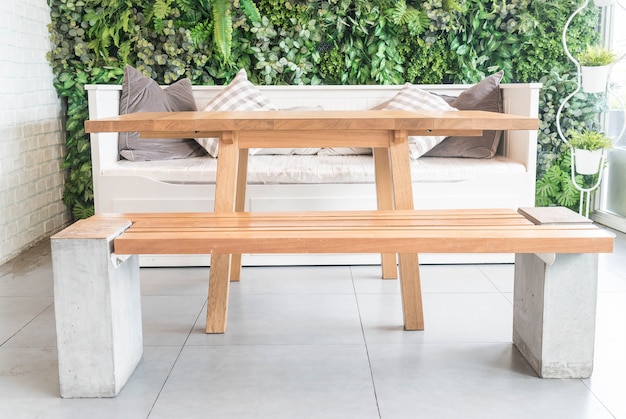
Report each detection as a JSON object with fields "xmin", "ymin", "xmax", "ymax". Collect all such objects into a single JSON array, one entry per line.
[
  {"xmin": 574, "ymin": 149, "xmax": 603, "ymax": 175},
  {"xmin": 581, "ymin": 66, "xmax": 610, "ymax": 93},
  {"xmin": 593, "ymin": 0, "xmax": 614, "ymax": 6}
]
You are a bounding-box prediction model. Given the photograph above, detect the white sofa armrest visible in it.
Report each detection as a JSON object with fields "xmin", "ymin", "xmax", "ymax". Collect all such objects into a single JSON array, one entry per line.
[
  {"xmin": 500, "ymin": 83, "xmax": 541, "ymax": 166},
  {"xmin": 86, "ymin": 85, "xmax": 124, "ymax": 212}
]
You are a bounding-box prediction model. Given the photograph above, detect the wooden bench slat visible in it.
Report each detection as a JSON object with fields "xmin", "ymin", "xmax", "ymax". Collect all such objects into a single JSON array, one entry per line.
[
  {"xmin": 114, "ymin": 227, "xmax": 614, "ymax": 255},
  {"xmin": 125, "ymin": 224, "xmax": 601, "ymax": 233},
  {"xmin": 91, "ymin": 208, "xmax": 524, "ymax": 221},
  {"xmin": 126, "ymin": 214, "xmax": 531, "ymax": 224},
  {"xmin": 127, "ymin": 218, "xmax": 535, "ymax": 229}
]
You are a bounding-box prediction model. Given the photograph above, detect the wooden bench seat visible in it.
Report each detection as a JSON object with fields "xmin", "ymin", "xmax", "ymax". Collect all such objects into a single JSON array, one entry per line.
[
  {"xmin": 51, "ymin": 207, "xmax": 614, "ymax": 397},
  {"xmin": 101, "ymin": 209, "xmax": 612, "ymax": 256}
]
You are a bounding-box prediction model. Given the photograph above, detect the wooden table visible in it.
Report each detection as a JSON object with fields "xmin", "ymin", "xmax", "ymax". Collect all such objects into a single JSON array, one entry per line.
[{"xmin": 85, "ymin": 109, "xmax": 538, "ymax": 332}]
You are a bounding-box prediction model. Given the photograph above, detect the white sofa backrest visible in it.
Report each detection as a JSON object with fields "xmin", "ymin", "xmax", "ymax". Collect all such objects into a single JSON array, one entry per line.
[{"xmin": 190, "ymin": 84, "xmax": 473, "ymax": 110}]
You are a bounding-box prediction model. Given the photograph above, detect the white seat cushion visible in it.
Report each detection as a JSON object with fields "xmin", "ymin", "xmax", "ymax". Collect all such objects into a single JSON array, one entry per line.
[{"xmin": 102, "ymin": 155, "xmax": 525, "ymax": 185}]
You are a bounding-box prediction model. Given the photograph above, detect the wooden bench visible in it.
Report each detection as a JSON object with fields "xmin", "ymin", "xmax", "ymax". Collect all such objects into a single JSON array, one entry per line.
[{"xmin": 51, "ymin": 207, "xmax": 613, "ymax": 397}]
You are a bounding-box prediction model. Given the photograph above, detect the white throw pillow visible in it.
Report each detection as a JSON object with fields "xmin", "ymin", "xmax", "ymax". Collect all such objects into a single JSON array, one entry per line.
[
  {"xmin": 380, "ymin": 84, "xmax": 458, "ymax": 159},
  {"xmin": 195, "ymin": 69, "xmax": 276, "ymax": 157}
]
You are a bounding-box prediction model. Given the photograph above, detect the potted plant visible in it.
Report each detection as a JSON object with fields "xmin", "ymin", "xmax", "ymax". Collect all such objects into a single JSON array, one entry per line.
[
  {"xmin": 568, "ymin": 130, "xmax": 613, "ymax": 175},
  {"xmin": 577, "ymin": 45, "xmax": 618, "ymax": 93}
]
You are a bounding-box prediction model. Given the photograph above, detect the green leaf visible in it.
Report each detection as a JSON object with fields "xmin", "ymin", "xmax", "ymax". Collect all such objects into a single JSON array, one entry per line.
[
  {"xmin": 72, "ymin": 201, "xmax": 95, "ymax": 220},
  {"xmin": 240, "ymin": 0, "xmax": 261, "ymax": 23},
  {"xmin": 154, "ymin": 0, "xmax": 170, "ymax": 20},
  {"xmin": 212, "ymin": 0, "xmax": 233, "ymax": 62},
  {"xmin": 456, "ymin": 44, "xmax": 470, "ymax": 56}
]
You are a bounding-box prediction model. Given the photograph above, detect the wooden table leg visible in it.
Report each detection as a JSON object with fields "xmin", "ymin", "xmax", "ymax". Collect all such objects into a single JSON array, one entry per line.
[
  {"xmin": 397, "ymin": 253, "xmax": 424, "ymax": 330},
  {"xmin": 373, "ymin": 147, "xmax": 398, "ymax": 279},
  {"xmin": 229, "ymin": 148, "xmax": 249, "ymax": 282},
  {"xmin": 206, "ymin": 252, "xmax": 232, "ymax": 334},
  {"xmin": 206, "ymin": 131, "xmax": 239, "ymax": 333},
  {"xmin": 388, "ymin": 130, "xmax": 424, "ymax": 331}
]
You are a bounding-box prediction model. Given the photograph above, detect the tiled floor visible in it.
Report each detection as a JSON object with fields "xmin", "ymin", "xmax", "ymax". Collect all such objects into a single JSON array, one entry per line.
[{"xmin": 1, "ymin": 229, "xmax": 625, "ymax": 419}]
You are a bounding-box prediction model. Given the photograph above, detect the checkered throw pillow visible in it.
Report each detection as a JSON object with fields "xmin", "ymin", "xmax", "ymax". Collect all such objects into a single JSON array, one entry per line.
[
  {"xmin": 381, "ymin": 84, "xmax": 458, "ymax": 159},
  {"xmin": 196, "ymin": 69, "xmax": 277, "ymax": 157}
]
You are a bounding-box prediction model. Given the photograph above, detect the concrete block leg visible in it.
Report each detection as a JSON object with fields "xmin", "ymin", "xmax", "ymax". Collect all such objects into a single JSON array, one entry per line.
[
  {"xmin": 513, "ymin": 253, "xmax": 598, "ymax": 378},
  {"xmin": 51, "ymin": 219, "xmax": 142, "ymax": 398}
]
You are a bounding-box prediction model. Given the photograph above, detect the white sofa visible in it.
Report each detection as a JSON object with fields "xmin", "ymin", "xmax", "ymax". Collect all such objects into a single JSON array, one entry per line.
[{"xmin": 86, "ymin": 83, "xmax": 541, "ymax": 265}]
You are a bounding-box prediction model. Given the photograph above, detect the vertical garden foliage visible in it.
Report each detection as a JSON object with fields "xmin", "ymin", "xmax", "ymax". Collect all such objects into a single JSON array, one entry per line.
[{"xmin": 47, "ymin": 0, "xmax": 601, "ymax": 218}]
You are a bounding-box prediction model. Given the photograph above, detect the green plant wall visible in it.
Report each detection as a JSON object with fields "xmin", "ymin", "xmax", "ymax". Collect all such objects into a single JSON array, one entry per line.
[{"xmin": 47, "ymin": 0, "xmax": 602, "ymax": 219}]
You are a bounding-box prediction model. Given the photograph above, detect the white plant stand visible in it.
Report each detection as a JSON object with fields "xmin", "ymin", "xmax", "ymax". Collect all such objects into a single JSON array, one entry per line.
[{"xmin": 555, "ymin": 0, "xmax": 626, "ymax": 217}]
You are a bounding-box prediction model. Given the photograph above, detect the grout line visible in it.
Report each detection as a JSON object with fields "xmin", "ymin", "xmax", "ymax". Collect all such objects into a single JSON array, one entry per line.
[
  {"xmin": 0, "ymin": 300, "xmax": 52, "ymax": 347},
  {"xmin": 350, "ymin": 266, "xmax": 383, "ymax": 419},
  {"xmin": 579, "ymin": 378, "xmax": 618, "ymax": 419},
  {"xmin": 146, "ymin": 297, "xmax": 208, "ymax": 418},
  {"xmin": 476, "ymin": 264, "xmax": 515, "ymax": 307}
]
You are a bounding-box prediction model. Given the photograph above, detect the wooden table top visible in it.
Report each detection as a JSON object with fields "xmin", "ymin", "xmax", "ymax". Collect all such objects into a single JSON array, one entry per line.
[{"xmin": 85, "ymin": 110, "xmax": 539, "ymax": 138}]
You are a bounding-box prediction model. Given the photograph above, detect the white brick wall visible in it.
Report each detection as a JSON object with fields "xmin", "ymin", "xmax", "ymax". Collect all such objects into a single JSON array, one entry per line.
[{"xmin": 0, "ymin": 0, "xmax": 70, "ymax": 264}]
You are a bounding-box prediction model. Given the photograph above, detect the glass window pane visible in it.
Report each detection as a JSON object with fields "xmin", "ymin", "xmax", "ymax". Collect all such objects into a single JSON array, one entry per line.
[{"xmin": 596, "ymin": 3, "xmax": 626, "ymax": 230}]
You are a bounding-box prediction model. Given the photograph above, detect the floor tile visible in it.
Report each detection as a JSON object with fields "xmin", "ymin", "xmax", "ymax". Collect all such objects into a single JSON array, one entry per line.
[
  {"xmin": 419, "ymin": 264, "xmax": 502, "ymax": 293},
  {"xmin": 598, "ymin": 263, "xmax": 626, "ymax": 291},
  {"xmin": 478, "ymin": 263, "xmax": 515, "ymax": 293},
  {"xmin": 594, "ymin": 291, "xmax": 626, "ymax": 344},
  {"xmin": 350, "ymin": 265, "xmax": 401, "ymax": 294},
  {"xmin": 0, "ymin": 346, "xmax": 60, "ymax": 401},
  {"xmin": 502, "ymin": 292, "xmax": 514, "ymax": 305},
  {"xmin": 234, "ymin": 265, "xmax": 355, "ymax": 295},
  {"xmin": 0, "ymin": 241, "xmax": 53, "ymax": 298},
  {"xmin": 584, "ymin": 341, "xmax": 626, "ymax": 419},
  {"xmin": 141, "ymin": 296, "xmax": 207, "ymax": 346},
  {"xmin": 149, "ymin": 345, "xmax": 379, "ymax": 419},
  {"xmin": 0, "ymin": 346, "xmax": 180, "ymax": 419},
  {"xmin": 0, "ymin": 270, "xmax": 54, "ymax": 298},
  {"xmin": 140, "ymin": 267, "xmax": 210, "ymax": 296},
  {"xmin": 352, "ymin": 264, "xmax": 502, "ymax": 294},
  {"xmin": 4, "ymin": 304, "xmax": 56, "ymax": 347},
  {"xmin": 0, "ymin": 297, "xmax": 52, "ymax": 345},
  {"xmin": 369, "ymin": 343, "xmax": 614, "ymax": 419},
  {"xmin": 187, "ymin": 294, "xmax": 364, "ymax": 345},
  {"xmin": 359, "ymin": 292, "xmax": 513, "ymax": 344}
]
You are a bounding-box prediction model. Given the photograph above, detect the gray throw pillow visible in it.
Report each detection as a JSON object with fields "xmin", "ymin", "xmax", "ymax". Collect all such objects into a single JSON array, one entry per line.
[
  {"xmin": 118, "ymin": 65, "xmax": 205, "ymax": 161},
  {"xmin": 425, "ymin": 71, "xmax": 504, "ymax": 159}
]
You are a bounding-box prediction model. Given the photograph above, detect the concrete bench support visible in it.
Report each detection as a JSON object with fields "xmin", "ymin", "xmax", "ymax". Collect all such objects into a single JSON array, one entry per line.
[
  {"xmin": 512, "ymin": 207, "xmax": 600, "ymax": 378},
  {"xmin": 513, "ymin": 252, "xmax": 598, "ymax": 378},
  {"xmin": 51, "ymin": 219, "xmax": 142, "ymax": 398}
]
